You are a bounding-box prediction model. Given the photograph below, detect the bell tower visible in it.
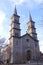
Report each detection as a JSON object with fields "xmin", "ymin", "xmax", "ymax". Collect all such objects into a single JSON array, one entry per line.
[
  {"xmin": 27, "ymin": 13, "xmax": 40, "ymax": 61},
  {"xmin": 27, "ymin": 13, "xmax": 37, "ymax": 40},
  {"xmin": 9, "ymin": 6, "xmax": 21, "ymax": 63},
  {"xmin": 10, "ymin": 6, "xmax": 20, "ymax": 37}
]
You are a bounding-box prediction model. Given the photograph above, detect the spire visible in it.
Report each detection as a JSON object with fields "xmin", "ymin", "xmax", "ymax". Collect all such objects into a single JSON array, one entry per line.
[
  {"xmin": 14, "ymin": 5, "xmax": 17, "ymax": 15},
  {"xmin": 29, "ymin": 12, "xmax": 32, "ymax": 21}
]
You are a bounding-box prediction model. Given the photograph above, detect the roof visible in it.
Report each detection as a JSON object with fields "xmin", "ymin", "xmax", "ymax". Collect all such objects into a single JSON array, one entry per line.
[
  {"xmin": 21, "ymin": 33, "xmax": 38, "ymax": 42},
  {"xmin": 9, "ymin": 33, "xmax": 38, "ymax": 42}
]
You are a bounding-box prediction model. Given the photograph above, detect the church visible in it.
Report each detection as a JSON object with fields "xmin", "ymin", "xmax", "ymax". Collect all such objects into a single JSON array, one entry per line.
[
  {"xmin": 8, "ymin": 6, "xmax": 40, "ymax": 64},
  {"xmin": 3, "ymin": 6, "xmax": 41, "ymax": 64}
]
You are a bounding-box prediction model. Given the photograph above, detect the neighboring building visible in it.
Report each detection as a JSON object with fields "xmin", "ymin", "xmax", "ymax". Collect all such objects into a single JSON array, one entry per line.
[
  {"xmin": 8, "ymin": 6, "xmax": 40, "ymax": 64},
  {"xmin": 3, "ymin": 45, "xmax": 11, "ymax": 63},
  {"xmin": 40, "ymin": 52, "xmax": 43, "ymax": 61},
  {"xmin": 0, "ymin": 44, "xmax": 3, "ymax": 63},
  {"xmin": 0, "ymin": 51, "xmax": 3, "ymax": 63}
]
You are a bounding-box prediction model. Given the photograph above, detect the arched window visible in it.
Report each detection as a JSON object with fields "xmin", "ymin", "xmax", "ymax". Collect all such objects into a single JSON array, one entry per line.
[{"xmin": 15, "ymin": 33, "xmax": 19, "ymax": 36}]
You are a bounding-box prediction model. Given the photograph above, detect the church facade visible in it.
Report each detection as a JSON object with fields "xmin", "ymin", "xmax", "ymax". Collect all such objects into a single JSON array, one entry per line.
[{"xmin": 8, "ymin": 6, "xmax": 40, "ymax": 64}]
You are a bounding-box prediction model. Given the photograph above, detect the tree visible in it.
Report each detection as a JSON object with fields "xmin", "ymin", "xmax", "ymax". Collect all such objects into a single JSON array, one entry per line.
[{"xmin": 0, "ymin": 37, "xmax": 6, "ymax": 63}]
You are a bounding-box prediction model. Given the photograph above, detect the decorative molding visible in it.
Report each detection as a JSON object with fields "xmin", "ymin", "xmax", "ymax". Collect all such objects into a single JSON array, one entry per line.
[{"xmin": 9, "ymin": 27, "xmax": 21, "ymax": 32}]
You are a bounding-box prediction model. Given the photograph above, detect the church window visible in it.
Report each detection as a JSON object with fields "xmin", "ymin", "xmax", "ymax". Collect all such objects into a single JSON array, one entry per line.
[
  {"xmin": 35, "ymin": 43, "xmax": 37, "ymax": 47},
  {"xmin": 16, "ymin": 40, "xmax": 18, "ymax": 45},
  {"xmin": 15, "ymin": 19, "xmax": 18, "ymax": 23},
  {"xmin": 15, "ymin": 33, "xmax": 19, "ymax": 36},
  {"xmin": 26, "ymin": 39, "xmax": 29, "ymax": 42}
]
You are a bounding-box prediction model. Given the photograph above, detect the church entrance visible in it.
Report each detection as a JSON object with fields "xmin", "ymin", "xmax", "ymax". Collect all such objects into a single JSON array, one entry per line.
[{"xmin": 26, "ymin": 50, "xmax": 31, "ymax": 61}]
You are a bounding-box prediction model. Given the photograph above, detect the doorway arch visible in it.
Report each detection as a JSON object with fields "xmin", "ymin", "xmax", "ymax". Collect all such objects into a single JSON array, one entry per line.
[{"xmin": 26, "ymin": 50, "xmax": 31, "ymax": 61}]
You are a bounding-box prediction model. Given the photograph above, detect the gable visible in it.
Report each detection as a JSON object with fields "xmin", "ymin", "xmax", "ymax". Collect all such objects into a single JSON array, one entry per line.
[{"xmin": 21, "ymin": 33, "xmax": 38, "ymax": 42}]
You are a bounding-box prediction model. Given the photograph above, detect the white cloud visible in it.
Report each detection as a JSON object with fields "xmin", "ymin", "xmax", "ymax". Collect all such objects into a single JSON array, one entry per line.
[
  {"xmin": 0, "ymin": 11, "xmax": 6, "ymax": 36},
  {"xmin": 0, "ymin": 11, "xmax": 5, "ymax": 23},
  {"xmin": 9, "ymin": 0, "xmax": 25, "ymax": 5},
  {"xmin": 33, "ymin": 0, "xmax": 43, "ymax": 4},
  {"xmin": 39, "ymin": 41, "xmax": 43, "ymax": 46},
  {"xmin": 39, "ymin": 41, "xmax": 43, "ymax": 53},
  {"xmin": 26, "ymin": 0, "xmax": 43, "ymax": 8},
  {"xmin": 9, "ymin": 0, "xmax": 43, "ymax": 9}
]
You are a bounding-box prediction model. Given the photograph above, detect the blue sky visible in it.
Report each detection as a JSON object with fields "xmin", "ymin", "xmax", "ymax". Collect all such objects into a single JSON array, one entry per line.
[{"xmin": 0, "ymin": 0, "xmax": 43, "ymax": 52}]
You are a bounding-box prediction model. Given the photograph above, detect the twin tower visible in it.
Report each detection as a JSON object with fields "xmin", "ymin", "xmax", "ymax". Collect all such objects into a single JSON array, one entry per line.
[
  {"xmin": 9, "ymin": 6, "xmax": 40, "ymax": 63},
  {"xmin": 10, "ymin": 6, "xmax": 37, "ymax": 40}
]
